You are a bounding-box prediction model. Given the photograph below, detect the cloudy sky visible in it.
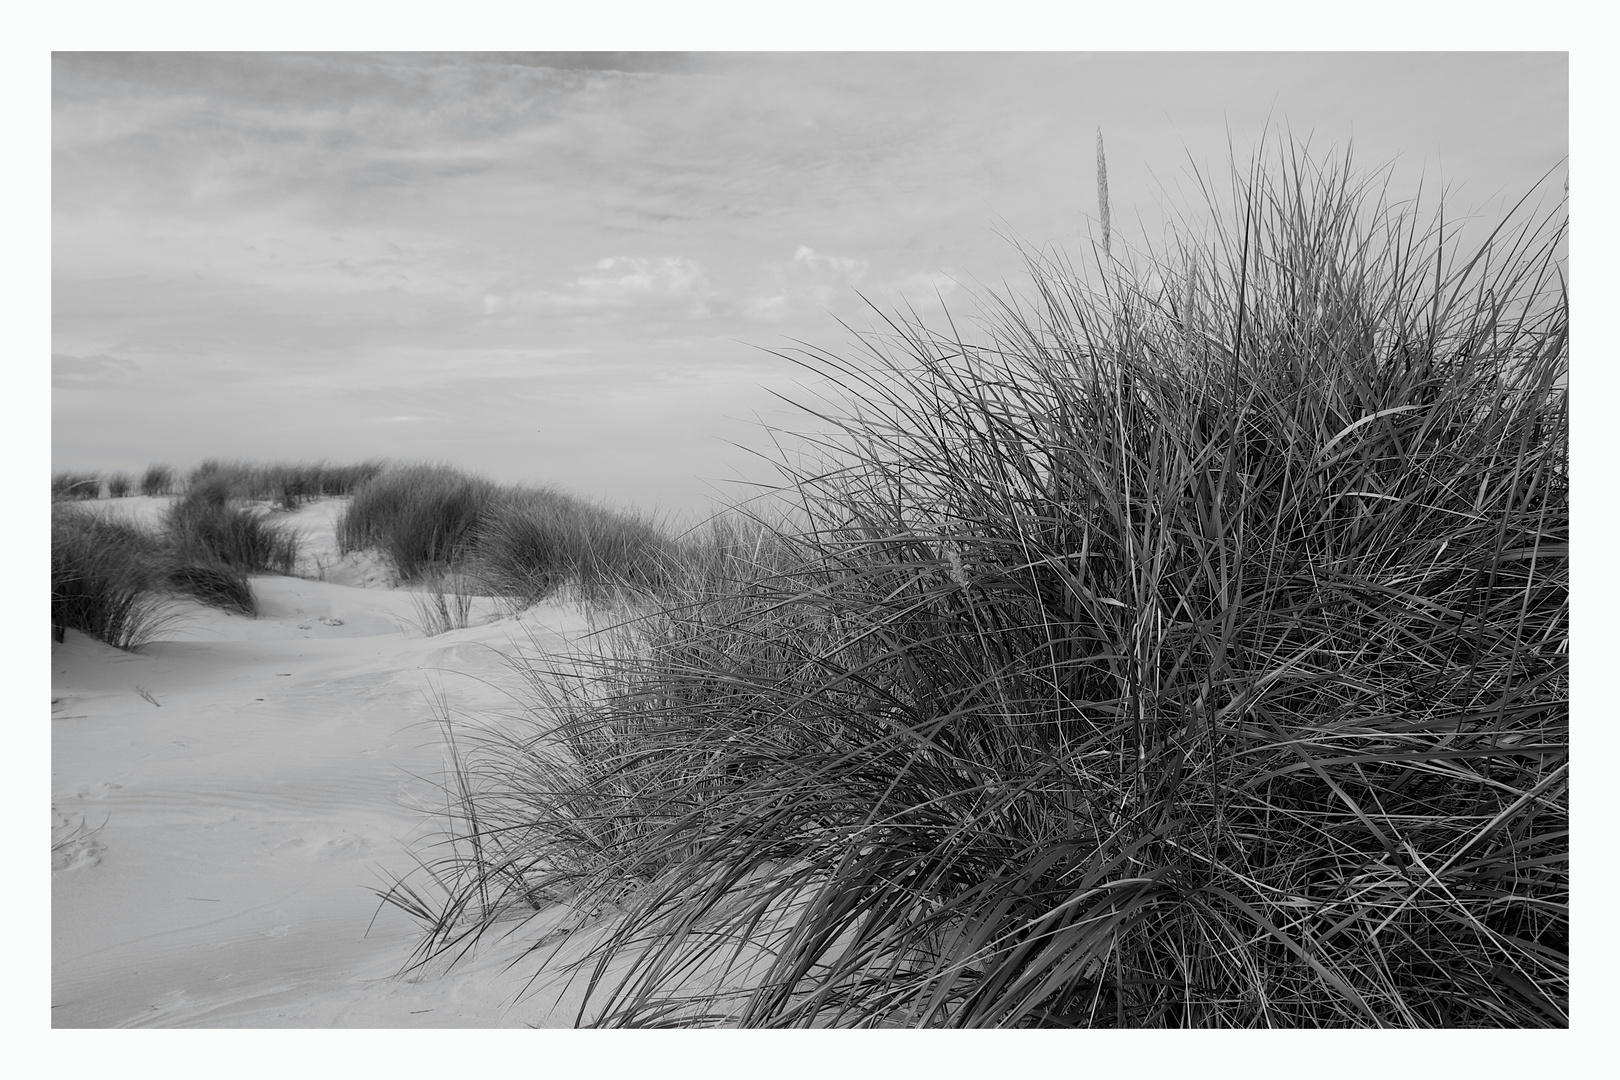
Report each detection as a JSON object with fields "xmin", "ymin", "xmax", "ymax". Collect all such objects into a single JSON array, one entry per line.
[{"xmin": 52, "ymin": 52, "xmax": 1568, "ymax": 520}]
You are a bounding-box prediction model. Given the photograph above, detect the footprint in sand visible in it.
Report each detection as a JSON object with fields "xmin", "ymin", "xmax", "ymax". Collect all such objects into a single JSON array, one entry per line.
[{"xmin": 52, "ymin": 811, "xmax": 106, "ymax": 872}]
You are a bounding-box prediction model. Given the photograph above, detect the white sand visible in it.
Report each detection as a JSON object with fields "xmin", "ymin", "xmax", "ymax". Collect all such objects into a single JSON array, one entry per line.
[{"xmin": 51, "ymin": 497, "xmax": 625, "ymax": 1028}]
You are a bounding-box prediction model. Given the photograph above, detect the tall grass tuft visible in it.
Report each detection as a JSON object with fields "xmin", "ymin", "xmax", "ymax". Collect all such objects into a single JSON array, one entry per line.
[
  {"xmin": 104, "ymin": 472, "xmax": 134, "ymax": 498},
  {"xmin": 164, "ymin": 561, "xmax": 257, "ymax": 616},
  {"xmin": 164, "ymin": 486, "xmax": 300, "ymax": 578},
  {"xmin": 337, "ymin": 464, "xmax": 499, "ymax": 581},
  {"xmin": 472, "ymin": 486, "xmax": 677, "ymax": 607},
  {"xmin": 51, "ymin": 472, "xmax": 102, "ymax": 501},
  {"xmin": 51, "ymin": 505, "xmax": 180, "ymax": 648},
  {"xmin": 140, "ymin": 464, "xmax": 176, "ymax": 497},
  {"xmin": 383, "ymin": 142, "xmax": 1567, "ymax": 1028},
  {"xmin": 338, "ymin": 464, "xmax": 674, "ymax": 599}
]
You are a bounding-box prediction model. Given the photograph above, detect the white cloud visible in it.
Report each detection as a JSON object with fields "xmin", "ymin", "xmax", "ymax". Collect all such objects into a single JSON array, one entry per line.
[
  {"xmin": 791, "ymin": 245, "xmax": 869, "ymax": 281},
  {"xmin": 576, "ymin": 255, "xmax": 709, "ymax": 299},
  {"xmin": 739, "ymin": 294, "xmax": 790, "ymax": 322}
]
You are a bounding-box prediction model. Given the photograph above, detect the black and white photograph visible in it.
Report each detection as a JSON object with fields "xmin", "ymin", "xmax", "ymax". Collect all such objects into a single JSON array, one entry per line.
[{"xmin": 48, "ymin": 37, "xmax": 1576, "ymax": 1045}]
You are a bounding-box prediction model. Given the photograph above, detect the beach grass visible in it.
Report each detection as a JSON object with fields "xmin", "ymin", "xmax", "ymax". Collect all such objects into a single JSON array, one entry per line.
[
  {"xmin": 51, "ymin": 504, "xmax": 181, "ymax": 648},
  {"xmin": 49, "ymin": 457, "xmax": 676, "ymax": 643},
  {"xmin": 383, "ymin": 141, "xmax": 1568, "ymax": 1028},
  {"xmin": 338, "ymin": 463, "xmax": 676, "ymax": 602},
  {"xmin": 188, "ymin": 458, "xmax": 390, "ymax": 506},
  {"xmin": 140, "ymin": 464, "xmax": 177, "ymax": 497},
  {"xmin": 471, "ymin": 485, "xmax": 676, "ymax": 607},
  {"xmin": 336, "ymin": 464, "xmax": 500, "ymax": 581},
  {"xmin": 164, "ymin": 561, "xmax": 257, "ymax": 616},
  {"xmin": 164, "ymin": 485, "xmax": 301, "ymax": 578},
  {"xmin": 51, "ymin": 471, "xmax": 102, "ymax": 501},
  {"xmin": 51, "ymin": 490, "xmax": 279, "ymax": 633},
  {"xmin": 410, "ymin": 570, "xmax": 479, "ymax": 636}
]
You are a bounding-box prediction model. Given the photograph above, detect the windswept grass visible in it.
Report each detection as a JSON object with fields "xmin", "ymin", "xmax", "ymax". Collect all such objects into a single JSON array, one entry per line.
[
  {"xmin": 164, "ymin": 561, "xmax": 256, "ymax": 616},
  {"xmin": 52, "ymin": 491, "xmax": 275, "ymax": 636},
  {"xmin": 338, "ymin": 464, "xmax": 675, "ymax": 601},
  {"xmin": 164, "ymin": 486, "xmax": 301, "ymax": 578},
  {"xmin": 383, "ymin": 141, "xmax": 1568, "ymax": 1028},
  {"xmin": 188, "ymin": 458, "xmax": 389, "ymax": 507},
  {"xmin": 337, "ymin": 464, "xmax": 499, "ymax": 581},
  {"xmin": 472, "ymin": 486, "xmax": 676, "ymax": 607},
  {"xmin": 51, "ymin": 471, "xmax": 102, "ymax": 501},
  {"xmin": 140, "ymin": 464, "xmax": 177, "ymax": 497},
  {"xmin": 51, "ymin": 505, "xmax": 180, "ymax": 648}
]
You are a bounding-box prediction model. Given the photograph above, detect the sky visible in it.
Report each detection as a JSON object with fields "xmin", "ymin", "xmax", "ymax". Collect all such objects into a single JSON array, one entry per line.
[{"xmin": 52, "ymin": 51, "xmax": 1569, "ymax": 521}]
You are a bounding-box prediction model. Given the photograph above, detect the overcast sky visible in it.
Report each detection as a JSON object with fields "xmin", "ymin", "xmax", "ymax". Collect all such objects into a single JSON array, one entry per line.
[{"xmin": 52, "ymin": 52, "xmax": 1568, "ymax": 520}]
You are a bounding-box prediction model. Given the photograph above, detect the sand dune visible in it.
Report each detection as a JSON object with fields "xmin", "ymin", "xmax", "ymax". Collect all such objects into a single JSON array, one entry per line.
[{"xmin": 51, "ymin": 497, "xmax": 610, "ymax": 1027}]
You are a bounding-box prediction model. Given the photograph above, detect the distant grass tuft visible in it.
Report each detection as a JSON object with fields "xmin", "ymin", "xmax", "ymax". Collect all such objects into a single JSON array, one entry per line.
[
  {"xmin": 51, "ymin": 472, "xmax": 102, "ymax": 501},
  {"xmin": 382, "ymin": 140, "xmax": 1568, "ymax": 1028},
  {"xmin": 337, "ymin": 464, "xmax": 673, "ymax": 600},
  {"xmin": 337, "ymin": 464, "xmax": 498, "ymax": 581},
  {"xmin": 187, "ymin": 457, "xmax": 390, "ymax": 505},
  {"xmin": 140, "ymin": 464, "xmax": 176, "ymax": 497},
  {"xmin": 472, "ymin": 486, "xmax": 676, "ymax": 607}
]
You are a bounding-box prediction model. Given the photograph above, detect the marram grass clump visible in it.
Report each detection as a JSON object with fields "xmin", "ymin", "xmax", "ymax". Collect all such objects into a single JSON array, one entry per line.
[
  {"xmin": 51, "ymin": 505, "xmax": 181, "ymax": 648},
  {"xmin": 387, "ymin": 142, "xmax": 1567, "ymax": 1027},
  {"xmin": 164, "ymin": 486, "xmax": 300, "ymax": 578},
  {"xmin": 338, "ymin": 463, "xmax": 677, "ymax": 602},
  {"xmin": 51, "ymin": 480, "xmax": 304, "ymax": 641}
]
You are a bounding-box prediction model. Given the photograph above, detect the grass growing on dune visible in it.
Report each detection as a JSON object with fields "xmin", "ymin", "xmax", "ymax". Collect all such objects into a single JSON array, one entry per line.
[
  {"xmin": 338, "ymin": 464, "xmax": 676, "ymax": 602},
  {"xmin": 164, "ymin": 561, "xmax": 257, "ymax": 616},
  {"xmin": 472, "ymin": 485, "xmax": 676, "ymax": 607},
  {"xmin": 383, "ymin": 141, "xmax": 1568, "ymax": 1028},
  {"xmin": 51, "ymin": 471, "xmax": 102, "ymax": 501},
  {"xmin": 337, "ymin": 464, "xmax": 500, "ymax": 581},
  {"xmin": 52, "ymin": 492, "xmax": 276, "ymax": 636},
  {"xmin": 140, "ymin": 464, "xmax": 176, "ymax": 497},
  {"xmin": 164, "ymin": 485, "xmax": 301, "ymax": 578},
  {"xmin": 188, "ymin": 457, "xmax": 389, "ymax": 507},
  {"xmin": 410, "ymin": 571, "xmax": 479, "ymax": 636},
  {"xmin": 51, "ymin": 505, "xmax": 180, "ymax": 648}
]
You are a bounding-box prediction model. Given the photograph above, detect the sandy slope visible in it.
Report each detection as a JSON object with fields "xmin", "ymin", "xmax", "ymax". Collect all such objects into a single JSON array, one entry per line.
[{"xmin": 50, "ymin": 497, "xmax": 620, "ymax": 1027}]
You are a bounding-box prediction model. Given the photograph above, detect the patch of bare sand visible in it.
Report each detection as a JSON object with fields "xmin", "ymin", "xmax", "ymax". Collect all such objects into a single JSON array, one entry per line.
[{"xmin": 51, "ymin": 496, "xmax": 618, "ymax": 1027}]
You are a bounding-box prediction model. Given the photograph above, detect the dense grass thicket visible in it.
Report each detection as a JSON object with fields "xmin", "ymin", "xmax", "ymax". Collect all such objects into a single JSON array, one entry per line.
[
  {"xmin": 337, "ymin": 463, "xmax": 676, "ymax": 602},
  {"xmin": 164, "ymin": 485, "xmax": 301, "ymax": 579},
  {"xmin": 384, "ymin": 144, "xmax": 1569, "ymax": 1027},
  {"xmin": 51, "ymin": 504, "xmax": 181, "ymax": 648},
  {"xmin": 337, "ymin": 464, "xmax": 500, "ymax": 580},
  {"xmin": 140, "ymin": 463, "xmax": 176, "ymax": 497},
  {"xmin": 51, "ymin": 473, "xmax": 313, "ymax": 642},
  {"xmin": 51, "ymin": 471, "xmax": 103, "ymax": 501},
  {"xmin": 50, "ymin": 490, "xmax": 296, "ymax": 641},
  {"xmin": 189, "ymin": 458, "xmax": 389, "ymax": 509}
]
